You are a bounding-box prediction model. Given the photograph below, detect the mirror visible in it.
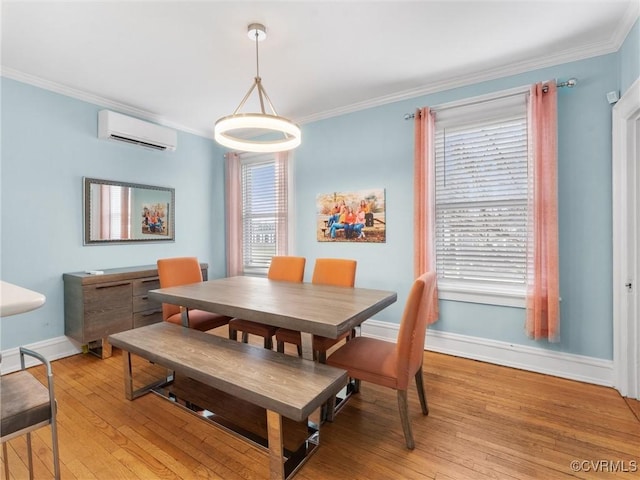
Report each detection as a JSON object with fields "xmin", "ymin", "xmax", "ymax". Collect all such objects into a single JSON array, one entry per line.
[{"xmin": 83, "ymin": 177, "xmax": 175, "ymax": 244}]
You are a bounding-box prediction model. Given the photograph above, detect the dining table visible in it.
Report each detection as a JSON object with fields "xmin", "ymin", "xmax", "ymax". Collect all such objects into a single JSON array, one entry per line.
[{"xmin": 148, "ymin": 275, "xmax": 397, "ymax": 361}]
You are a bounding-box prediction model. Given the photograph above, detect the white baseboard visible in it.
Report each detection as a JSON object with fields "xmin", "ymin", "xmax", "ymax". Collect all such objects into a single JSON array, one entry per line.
[
  {"xmin": 2, "ymin": 325, "xmax": 614, "ymax": 388},
  {"xmin": 361, "ymin": 319, "xmax": 614, "ymax": 387},
  {"xmin": 0, "ymin": 336, "xmax": 82, "ymax": 374}
]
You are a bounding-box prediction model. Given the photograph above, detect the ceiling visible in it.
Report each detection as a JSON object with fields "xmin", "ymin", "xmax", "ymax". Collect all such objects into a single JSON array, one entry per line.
[{"xmin": 2, "ymin": 1, "xmax": 638, "ymax": 138}]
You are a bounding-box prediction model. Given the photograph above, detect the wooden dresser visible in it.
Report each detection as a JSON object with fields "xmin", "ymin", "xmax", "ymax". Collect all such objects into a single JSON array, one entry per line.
[{"xmin": 63, "ymin": 264, "xmax": 208, "ymax": 357}]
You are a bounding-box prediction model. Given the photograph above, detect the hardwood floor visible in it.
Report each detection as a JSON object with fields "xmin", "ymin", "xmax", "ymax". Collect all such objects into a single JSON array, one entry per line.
[{"xmin": 2, "ymin": 326, "xmax": 639, "ymax": 479}]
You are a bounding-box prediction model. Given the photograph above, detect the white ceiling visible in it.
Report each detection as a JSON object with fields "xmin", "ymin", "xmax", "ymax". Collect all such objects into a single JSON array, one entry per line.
[{"xmin": 2, "ymin": 1, "xmax": 638, "ymax": 138}]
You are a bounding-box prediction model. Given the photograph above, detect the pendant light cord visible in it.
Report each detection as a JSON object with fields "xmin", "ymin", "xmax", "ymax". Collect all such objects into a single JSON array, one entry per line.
[{"xmin": 254, "ymin": 29, "xmax": 260, "ymax": 79}]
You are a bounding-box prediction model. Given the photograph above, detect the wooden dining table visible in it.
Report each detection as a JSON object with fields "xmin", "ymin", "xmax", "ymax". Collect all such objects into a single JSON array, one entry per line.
[{"xmin": 148, "ymin": 275, "xmax": 397, "ymax": 360}]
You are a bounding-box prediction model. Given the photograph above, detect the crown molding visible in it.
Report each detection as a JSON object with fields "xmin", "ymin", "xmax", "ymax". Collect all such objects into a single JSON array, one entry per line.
[
  {"xmin": 0, "ymin": 67, "xmax": 213, "ymax": 139},
  {"xmin": 295, "ymin": 7, "xmax": 639, "ymax": 125},
  {"xmin": 3, "ymin": 5, "xmax": 638, "ymax": 132}
]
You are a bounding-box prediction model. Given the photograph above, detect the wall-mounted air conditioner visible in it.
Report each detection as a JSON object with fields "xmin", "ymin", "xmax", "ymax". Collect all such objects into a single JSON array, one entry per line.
[{"xmin": 98, "ymin": 110, "xmax": 177, "ymax": 151}]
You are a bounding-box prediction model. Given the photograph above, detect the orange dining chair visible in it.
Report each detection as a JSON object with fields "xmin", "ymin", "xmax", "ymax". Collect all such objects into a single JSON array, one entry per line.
[
  {"xmin": 326, "ymin": 272, "xmax": 437, "ymax": 449},
  {"xmin": 275, "ymin": 258, "xmax": 357, "ymax": 362},
  {"xmin": 157, "ymin": 257, "xmax": 231, "ymax": 331},
  {"xmin": 228, "ymin": 256, "xmax": 306, "ymax": 349}
]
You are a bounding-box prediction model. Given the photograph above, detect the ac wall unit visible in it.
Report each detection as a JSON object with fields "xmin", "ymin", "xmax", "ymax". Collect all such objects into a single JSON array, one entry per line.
[{"xmin": 98, "ymin": 110, "xmax": 177, "ymax": 151}]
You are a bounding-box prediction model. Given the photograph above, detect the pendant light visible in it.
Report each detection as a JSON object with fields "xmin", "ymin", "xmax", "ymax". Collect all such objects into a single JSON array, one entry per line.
[{"xmin": 214, "ymin": 23, "xmax": 301, "ymax": 153}]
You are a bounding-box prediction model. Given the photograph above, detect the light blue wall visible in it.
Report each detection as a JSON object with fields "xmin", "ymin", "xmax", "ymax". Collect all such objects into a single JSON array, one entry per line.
[
  {"xmin": 295, "ymin": 53, "xmax": 620, "ymax": 360},
  {"xmin": 0, "ymin": 78, "xmax": 226, "ymax": 349},
  {"xmin": 619, "ymin": 18, "xmax": 639, "ymax": 95},
  {"xmin": 2, "ymin": 24, "xmax": 636, "ymax": 360}
]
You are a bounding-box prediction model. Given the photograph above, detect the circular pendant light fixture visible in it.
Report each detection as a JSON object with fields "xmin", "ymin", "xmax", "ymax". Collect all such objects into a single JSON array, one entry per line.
[{"xmin": 214, "ymin": 24, "xmax": 301, "ymax": 153}]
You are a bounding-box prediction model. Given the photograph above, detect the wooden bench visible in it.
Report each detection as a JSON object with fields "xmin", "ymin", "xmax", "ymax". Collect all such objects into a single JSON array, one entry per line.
[{"xmin": 108, "ymin": 322, "xmax": 348, "ymax": 480}]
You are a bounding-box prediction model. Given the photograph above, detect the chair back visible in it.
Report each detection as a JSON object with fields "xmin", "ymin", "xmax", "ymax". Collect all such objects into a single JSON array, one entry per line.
[
  {"xmin": 311, "ymin": 258, "xmax": 357, "ymax": 287},
  {"xmin": 157, "ymin": 257, "xmax": 203, "ymax": 321},
  {"xmin": 395, "ymin": 272, "xmax": 437, "ymax": 389},
  {"xmin": 268, "ymin": 256, "xmax": 306, "ymax": 283}
]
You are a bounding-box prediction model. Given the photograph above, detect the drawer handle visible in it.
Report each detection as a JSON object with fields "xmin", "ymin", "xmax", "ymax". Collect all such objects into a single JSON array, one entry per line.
[
  {"xmin": 142, "ymin": 309, "xmax": 163, "ymax": 316},
  {"xmin": 96, "ymin": 282, "xmax": 130, "ymax": 289},
  {"xmin": 141, "ymin": 278, "xmax": 159, "ymax": 283},
  {"xmin": 141, "ymin": 295, "xmax": 148, "ymax": 300}
]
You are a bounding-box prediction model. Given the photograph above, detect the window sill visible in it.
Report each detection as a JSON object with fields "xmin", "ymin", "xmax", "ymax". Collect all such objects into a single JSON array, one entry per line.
[{"xmin": 437, "ymin": 281, "xmax": 526, "ymax": 308}]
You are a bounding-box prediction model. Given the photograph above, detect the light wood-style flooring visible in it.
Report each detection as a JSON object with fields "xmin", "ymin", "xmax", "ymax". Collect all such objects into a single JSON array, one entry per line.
[{"xmin": 2, "ymin": 325, "xmax": 639, "ymax": 479}]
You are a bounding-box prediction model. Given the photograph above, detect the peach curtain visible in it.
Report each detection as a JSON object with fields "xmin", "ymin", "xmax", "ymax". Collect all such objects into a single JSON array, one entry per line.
[
  {"xmin": 414, "ymin": 107, "xmax": 439, "ymax": 324},
  {"xmin": 526, "ymin": 82, "xmax": 560, "ymax": 341},
  {"xmin": 225, "ymin": 152, "xmax": 243, "ymax": 276}
]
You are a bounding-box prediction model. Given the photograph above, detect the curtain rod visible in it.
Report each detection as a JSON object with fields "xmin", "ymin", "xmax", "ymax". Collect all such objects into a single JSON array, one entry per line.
[{"xmin": 403, "ymin": 78, "xmax": 578, "ymax": 119}]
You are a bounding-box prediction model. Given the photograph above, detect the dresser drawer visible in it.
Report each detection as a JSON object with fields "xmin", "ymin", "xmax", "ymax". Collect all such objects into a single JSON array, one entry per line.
[
  {"xmin": 133, "ymin": 276, "xmax": 160, "ymax": 296},
  {"xmin": 133, "ymin": 294, "xmax": 162, "ymax": 313},
  {"xmin": 84, "ymin": 306, "xmax": 132, "ymax": 340},
  {"xmin": 133, "ymin": 309, "xmax": 163, "ymax": 328},
  {"xmin": 83, "ymin": 281, "xmax": 132, "ymax": 308}
]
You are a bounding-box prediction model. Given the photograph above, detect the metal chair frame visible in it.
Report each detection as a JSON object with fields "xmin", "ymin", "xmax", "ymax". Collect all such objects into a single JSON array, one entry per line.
[{"xmin": 1, "ymin": 347, "xmax": 60, "ymax": 479}]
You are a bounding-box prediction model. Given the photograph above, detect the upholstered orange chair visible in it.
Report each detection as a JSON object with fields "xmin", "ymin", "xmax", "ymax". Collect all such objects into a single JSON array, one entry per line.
[
  {"xmin": 326, "ymin": 272, "xmax": 436, "ymax": 449},
  {"xmin": 228, "ymin": 256, "xmax": 306, "ymax": 349},
  {"xmin": 157, "ymin": 257, "xmax": 231, "ymax": 331},
  {"xmin": 275, "ymin": 258, "xmax": 357, "ymax": 362}
]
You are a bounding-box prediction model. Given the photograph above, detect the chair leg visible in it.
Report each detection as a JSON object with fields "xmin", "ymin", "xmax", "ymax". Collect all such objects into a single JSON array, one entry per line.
[
  {"xmin": 414, "ymin": 366, "xmax": 429, "ymax": 415},
  {"xmin": 397, "ymin": 390, "xmax": 415, "ymax": 449},
  {"xmin": 26, "ymin": 432, "xmax": 34, "ymax": 480},
  {"xmin": 229, "ymin": 328, "xmax": 237, "ymax": 341},
  {"xmin": 316, "ymin": 350, "xmax": 327, "ymax": 364},
  {"xmin": 352, "ymin": 378, "xmax": 361, "ymax": 394},
  {"xmin": 51, "ymin": 402, "xmax": 61, "ymax": 480},
  {"xmin": 264, "ymin": 336, "xmax": 273, "ymax": 350},
  {"xmin": 296, "ymin": 345, "xmax": 302, "ymax": 357},
  {"xmin": 241, "ymin": 332, "xmax": 249, "ymax": 343},
  {"xmin": 276, "ymin": 340, "xmax": 285, "ymax": 353},
  {"xmin": 3, "ymin": 442, "xmax": 10, "ymax": 480}
]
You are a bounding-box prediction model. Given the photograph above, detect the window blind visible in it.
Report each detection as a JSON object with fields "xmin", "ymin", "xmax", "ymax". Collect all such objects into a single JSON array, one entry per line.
[
  {"xmin": 241, "ymin": 157, "xmax": 287, "ymax": 274},
  {"xmin": 434, "ymin": 95, "xmax": 528, "ymax": 286}
]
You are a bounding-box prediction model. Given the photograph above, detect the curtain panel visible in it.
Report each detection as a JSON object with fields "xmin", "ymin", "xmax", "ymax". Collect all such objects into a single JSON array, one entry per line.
[
  {"xmin": 414, "ymin": 107, "xmax": 439, "ymax": 324},
  {"xmin": 526, "ymin": 82, "xmax": 560, "ymax": 341},
  {"xmin": 225, "ymin": 152, "xmax": 243, "ymax": 277}
]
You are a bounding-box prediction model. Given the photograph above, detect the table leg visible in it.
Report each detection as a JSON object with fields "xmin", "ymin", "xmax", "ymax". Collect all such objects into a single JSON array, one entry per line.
[{"xmin": 300, "ymin": 332, "xmax": 314, "ymax": 361}]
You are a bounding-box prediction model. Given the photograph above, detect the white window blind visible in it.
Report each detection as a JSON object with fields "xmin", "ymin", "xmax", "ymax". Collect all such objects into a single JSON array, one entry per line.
[
  {"xmin": 434, "ymin": 93, "xmax": 529, "ymax": 288},
  {"xmin": 241, "ymin": 156, "xmax": 287, "ymax": 275}
]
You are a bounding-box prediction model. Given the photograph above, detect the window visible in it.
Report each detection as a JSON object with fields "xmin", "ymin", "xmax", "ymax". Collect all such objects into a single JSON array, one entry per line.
[
  {"xmin": 433, "ymin": 92, "xmax": 529, "ymax": 306},
  {"xmin": 240, "ymin": 154, "xmax": 288, "ymax": 275}
]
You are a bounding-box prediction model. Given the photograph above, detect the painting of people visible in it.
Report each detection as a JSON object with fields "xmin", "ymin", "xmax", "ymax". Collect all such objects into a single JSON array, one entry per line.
[
  {"xmin": 141, "ymin": 203, "xmax": 169, "ymax": 236},
  {"xmin": 316, "ymin": 189, "xmax": 386, "ymax": 242}
]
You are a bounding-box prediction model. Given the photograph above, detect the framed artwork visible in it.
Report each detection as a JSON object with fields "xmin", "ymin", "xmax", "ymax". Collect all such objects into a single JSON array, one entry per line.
[
  {"xmin": 141, "ymin": 203, "xmax": 169, "ymax": 236},
  {"xmin": 316, "ymin": 188, "xmax": 386, "ymax": 242}
]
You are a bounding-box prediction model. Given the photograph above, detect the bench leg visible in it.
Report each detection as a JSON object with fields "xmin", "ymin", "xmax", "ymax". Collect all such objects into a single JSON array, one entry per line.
[
  {"xmin": 123, "ymin": 351, "xmax": 135, "ymax": 400},
  {"xmin": 266, "ymin": 410, "xmax": 285, "ymax": 480},
  {"xmin": 122, "ymin": 351, "xmax": 174, "ymax": 401},
  {"xmin": 266, "ymin": 407, "xmax": 322, "ymax": 480}
]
